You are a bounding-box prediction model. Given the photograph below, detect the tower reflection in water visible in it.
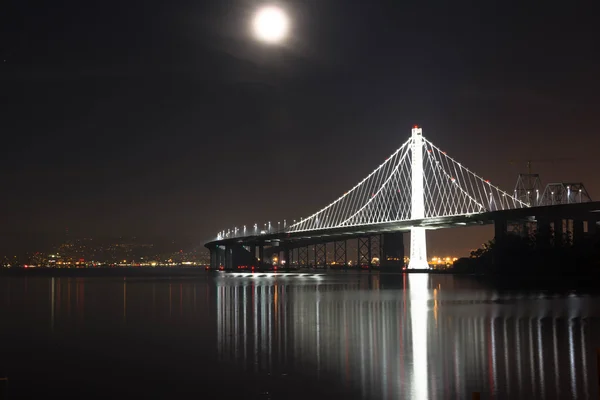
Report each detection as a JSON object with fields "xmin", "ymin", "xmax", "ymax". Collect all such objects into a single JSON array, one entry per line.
[{"xmin": 216, "ymin": 273, "xmax": 598, "ymax": 399}]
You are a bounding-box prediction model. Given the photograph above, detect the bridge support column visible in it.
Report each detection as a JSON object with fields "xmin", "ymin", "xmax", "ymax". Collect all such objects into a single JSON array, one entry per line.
[
  {"xmin": 315, "ymin": 243, "xmax": 327, "ymax": 269},
  {"xmin": 298, "ymin": 246, "xmax": 308, "ymax": 268},
  {"xmin": 214, "ymin": 247, "xmax": 222, "ymax": 269},
  {"xmin": 408, "ymin": 126, "xmax": 428, "ymax": 269},
  {"xmin": 258, "ymin": 245, "xmax": 264, "ymax": 269},
  {"xmin": 288, "ymin": 248, "xmax": 294, "ymax": 268},
  {"xmin": 283, "ymin": 248, "xmax": 290, "ymax": 269},
  {"xmin": 490, "ymin": 217, "xmax": 509, "ymax": 268},
  {"xmin": 554, "ymin": 218, "xmax": 564, "ymax": 247},
  {"xmin": 218, "ymin": 248, "xmax": 223, "ymax": 268},
  {"xmin": 370, "ymin": 235, "xmax": 381, "ymax": 268},
  {"xmin": 573, "ymin": 220, "xmax": 584, "ymax": 244},
  {"xmin": 357, "ymin": 237, "xmax": 371, "ymax": 268},
  {"xmin": 334, "ymin": 241, "xmax": 347, "ymax": 268},
  {"xmin": 225, "ymin": 246, "xmax": 233, "ymax": 270},
  {"xmin": 210, "ymin": 248, "xmax": 218, "ymax": 269},
  {"xmin": 536, "ymin": 217, "xmax": 551, "ymax": 247}
]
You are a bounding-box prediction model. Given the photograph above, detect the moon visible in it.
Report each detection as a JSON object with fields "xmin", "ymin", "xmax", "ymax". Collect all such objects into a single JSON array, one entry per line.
[{"xmin": 252, "ymin": 6, "xmax": 289, "ymax": 44}]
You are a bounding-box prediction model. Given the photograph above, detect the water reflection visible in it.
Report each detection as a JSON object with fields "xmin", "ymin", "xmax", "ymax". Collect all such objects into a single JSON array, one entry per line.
[
  {"xmin": 0, "ymin": 274, "xmax": 599, "ymax": 399},
  {"xmin": 409, "ymin": 274, "xmax": 429, "ymax": 400},
  {"xmin": 215, "ymin": 273, "xmax": 599, "ymax": 399}
]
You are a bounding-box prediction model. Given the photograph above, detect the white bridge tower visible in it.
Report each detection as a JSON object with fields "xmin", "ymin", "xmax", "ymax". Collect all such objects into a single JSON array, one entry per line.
[{"xmin": 408, "ymin": 126, "xmax": 429, "ymax": 269}]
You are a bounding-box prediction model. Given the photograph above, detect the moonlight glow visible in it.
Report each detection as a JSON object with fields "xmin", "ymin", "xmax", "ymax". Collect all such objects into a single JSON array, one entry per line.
[{"xmin": 252, "ymin": 6, "xmax": 289, "ymax": 43}]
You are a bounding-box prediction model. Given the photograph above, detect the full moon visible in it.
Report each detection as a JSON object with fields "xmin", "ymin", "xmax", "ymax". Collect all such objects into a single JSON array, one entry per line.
[{"xmin": 252, "ymin": 6, "xmax": 289, "ymax": 44}]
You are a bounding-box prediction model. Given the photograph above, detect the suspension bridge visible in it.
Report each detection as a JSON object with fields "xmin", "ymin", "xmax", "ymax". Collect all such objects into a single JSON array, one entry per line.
[{"xmin": 206, "ymin": 126, "xmax": 599, "ymax": 271}]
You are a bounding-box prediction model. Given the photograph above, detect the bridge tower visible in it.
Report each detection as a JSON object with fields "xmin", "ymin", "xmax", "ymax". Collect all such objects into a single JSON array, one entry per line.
[{"xmin": 408, "ymin": 126, "xmax": 429, "ymax": 269}]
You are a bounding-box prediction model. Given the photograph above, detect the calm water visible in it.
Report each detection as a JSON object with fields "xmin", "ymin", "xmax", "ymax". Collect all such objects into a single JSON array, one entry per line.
[{"xmin": 0, "ymin": 272, "xmax": 599, "ymax": 399}]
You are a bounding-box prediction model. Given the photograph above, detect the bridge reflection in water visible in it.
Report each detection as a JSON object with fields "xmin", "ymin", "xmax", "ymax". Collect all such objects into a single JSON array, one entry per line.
[{"xmin": 216, "ymin": 273, "xmax": 599, "ymax": 399}]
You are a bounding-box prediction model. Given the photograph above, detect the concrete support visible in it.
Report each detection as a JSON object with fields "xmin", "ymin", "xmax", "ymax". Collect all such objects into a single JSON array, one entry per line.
[
  {"xmin": 209, "ymin": 248, "xmax": 217, "ymax": 269},
  {"xmin": 224, "ymin": 246, "xmax": 232, "ymax": 269},
  {"xmin": 409, "ymin": 126, "xmax": 428, "ymax": 269},
  {"xmin": 283, "ymin": 248, "xmax": 290, "ymax": 268}
]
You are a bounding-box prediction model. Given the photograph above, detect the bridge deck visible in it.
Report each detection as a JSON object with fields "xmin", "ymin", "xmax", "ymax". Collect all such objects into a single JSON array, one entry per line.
[{"xmin": 206, "ymin": 201, "xmax": 600, "ymax": 248}]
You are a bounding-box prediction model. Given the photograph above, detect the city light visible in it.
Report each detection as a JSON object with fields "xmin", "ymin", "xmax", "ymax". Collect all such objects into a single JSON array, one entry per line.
[{"xmin": 429, "ymin": 256, "xmax": 459, "ymax": 268}]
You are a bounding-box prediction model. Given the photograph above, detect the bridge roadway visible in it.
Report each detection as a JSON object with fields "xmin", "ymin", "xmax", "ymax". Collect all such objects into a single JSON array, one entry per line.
[
  {"xmin": 205, "ymin": 201, "xmax": 600, "ymax": 270},
  {"xmin": 206, "ymin": 201, "xmax": 600, "ymax": 249}
]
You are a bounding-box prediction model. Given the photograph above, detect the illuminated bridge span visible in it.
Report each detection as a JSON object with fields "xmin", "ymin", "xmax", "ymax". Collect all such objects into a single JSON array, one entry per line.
[{"xmin": 206, "ymin": 127, "xmax": 599, "ymax": 270}]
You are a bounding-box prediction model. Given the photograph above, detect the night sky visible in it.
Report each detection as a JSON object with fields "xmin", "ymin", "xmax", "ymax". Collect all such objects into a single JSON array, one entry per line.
[{"xmin": 1, "ymin": 0, "xmax": 598, "ymax": 256}]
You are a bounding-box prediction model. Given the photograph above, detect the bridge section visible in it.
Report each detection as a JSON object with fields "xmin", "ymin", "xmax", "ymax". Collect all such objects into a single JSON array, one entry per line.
[{"xmin": 207, "ymin": 127, "xmax": 596, "ymax": 270}]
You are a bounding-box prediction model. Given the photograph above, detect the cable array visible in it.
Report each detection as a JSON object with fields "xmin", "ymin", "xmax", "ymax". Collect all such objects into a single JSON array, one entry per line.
[{"xmin": 286, "ymin": 134, "xmax": 527, "ymax": 233}]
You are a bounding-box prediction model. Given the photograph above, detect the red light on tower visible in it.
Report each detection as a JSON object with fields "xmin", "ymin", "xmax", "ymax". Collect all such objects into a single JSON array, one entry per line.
[{"xmin": 413, "ymin": 125, "xmax": 419, "ymax": 129}]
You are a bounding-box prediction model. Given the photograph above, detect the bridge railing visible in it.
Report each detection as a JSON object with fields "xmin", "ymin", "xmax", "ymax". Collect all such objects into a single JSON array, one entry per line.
[{"xmin": 215, "ymin": 221, "xmax": 290, "ymax": 240}]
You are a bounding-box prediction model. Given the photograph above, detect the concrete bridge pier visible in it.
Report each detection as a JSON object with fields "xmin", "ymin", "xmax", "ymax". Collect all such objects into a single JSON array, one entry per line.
[
  {"xmin": 209, "ymin": 247, "xmax": 218, "ymax": 269},
  {"xmin": 211, "ymin": 246, "xmax": 226, "ymax": 269},
  {"xmin": 224, "ymin": 245, "xmax": 232, "ymax": 269}
]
